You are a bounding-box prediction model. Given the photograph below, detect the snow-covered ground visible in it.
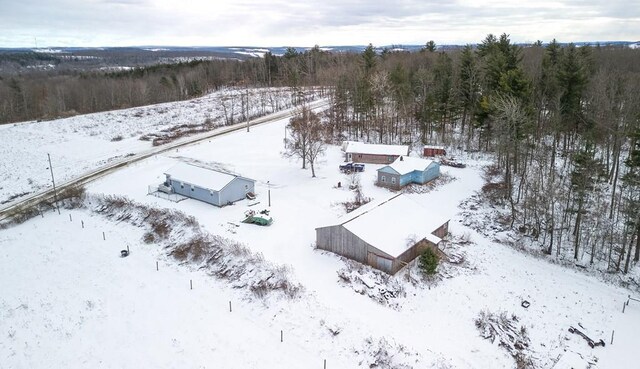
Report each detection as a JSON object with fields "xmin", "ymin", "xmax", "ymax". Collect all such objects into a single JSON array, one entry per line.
[
  {"xmin": 0, "ymin": 87, "xmax": 322, "ymax": 205},
  {"xmin": 1, "ymin": 112, "xmax": 639, "ymax": 368}
]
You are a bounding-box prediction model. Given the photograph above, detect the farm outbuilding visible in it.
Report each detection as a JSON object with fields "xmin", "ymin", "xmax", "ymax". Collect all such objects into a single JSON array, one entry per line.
[
  {"xmin": 343, "ymin": 141, "xmax": 409, "ymax": 164},
  {"xmin": 377, "ymin": 156, "xmax": 440, "ymax": 190},
  {"xmin": 162, "ymin": 162, "xmax": 255, "ymax": 207},
  {"xmin": 316, "ymin": 194, "xmax": 449, "ymax": 274},
  {"xmin": 423, "ymin": 146, "xmax": 447, "ymax": 157}
]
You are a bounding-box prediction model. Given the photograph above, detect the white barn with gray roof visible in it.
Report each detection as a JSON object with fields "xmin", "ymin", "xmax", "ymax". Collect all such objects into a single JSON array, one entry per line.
[
  {"xmin": 315, "ymin": 194, "xmax": 449, "ymax": 274},
  {"xmin": 163, "ymin": 162, "xmax": 255, "ymax": 207}
]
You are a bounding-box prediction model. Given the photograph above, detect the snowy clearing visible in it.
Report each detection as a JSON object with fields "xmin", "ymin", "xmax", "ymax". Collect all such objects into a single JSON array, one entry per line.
[
  {"xmin": 1, "ymin": 110, "xmax": 639, "ymax": 368},
  {"xmin": 0, "ymin": 87, "xmax": 323, "ymax": 205}
]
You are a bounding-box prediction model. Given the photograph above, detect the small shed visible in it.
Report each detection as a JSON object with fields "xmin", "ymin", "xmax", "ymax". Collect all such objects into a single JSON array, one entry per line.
[
  {"xmin": 423, "ymin": 146, "xmax": 447, "ymax": 157},
  {"xmin": 316, "ymin": 194, "xmax": 449, "ymax": 274},
  {"xmin": 163, "ymin": 162, "xmax": 255, "ymax": 207},
  {"xmin": 377, "ymin": 156, "xmax": 440, "ymax": 190},
  {"xmin": 343, "ymin": 141, "xmax": 409, "ymax": 164}
]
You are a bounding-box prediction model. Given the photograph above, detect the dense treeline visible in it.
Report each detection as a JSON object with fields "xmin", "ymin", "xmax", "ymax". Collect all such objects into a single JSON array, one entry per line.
[
  {"xmin": 0, "ymin": 48, "xmax": 341, "ymax": 124},
  {"xmin": 319, "ymin": 36, "xmax": 640, "ymax": 276},
  {"xmin": 0, "ymin": 60, "xmax": 243, "ymax": 123}
]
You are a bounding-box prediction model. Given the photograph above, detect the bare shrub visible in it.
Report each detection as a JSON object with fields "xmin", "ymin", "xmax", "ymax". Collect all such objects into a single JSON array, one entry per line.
[
  {"xmin": 87, "ymin": 194, "xmax": 303, "ymax": 299},
  {"xmin": 482, "ymin": 181, "xmax": 507, "ymax": 204},
  {"xmin": 1, "ymin": 185, "xmax": 86, "ymax": 228},
  {"xmin": 342, "ymin": 179, "xmax": 371, "ymax": 213},
  {"xmin": 150, "ymin": 218, "xmax": 171, "ymax": 239},
  {"xmin": 58, "ymin": 185, "xmax": 86, "ymax": 209},
  {"xmin": 99, "ymin": 195, "xmax": 132, "ymax": 210},
  {"xmin": 337, "ymin": 261, "xmax": 405, "ymax": 307},
  {"xmin": 171, "ymin": 233, "xmax": 211, "ymax": 263},
  {"xmin": 475, "ymin": 310, "xmax": 534, "ymax": 368},
  {"xmin": 483, "ymin": 164, "xmax": 502, "ymax": 181},
  {"xmin": 356, "ymin": 337, "xmax": 416, "ymax": 369},
  {"xmin": 0, "ymin": 204, "xmax": 43, "ymax": 228},
  {"xmin": 142, "ymin": 231, "xmax": 155, "ymax": 244},
  {"xmin": 402, "ymin": 172, "xmax": 456, "ymax": 194}
]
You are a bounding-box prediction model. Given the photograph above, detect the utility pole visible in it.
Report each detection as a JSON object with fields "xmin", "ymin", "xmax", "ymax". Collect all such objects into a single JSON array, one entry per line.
[
  {"xmin": 47, "ymin": 153, "xmax": 60, "ymax": 214},
  {"xmin": 245, "ymin": 87, "xmax": 250, "ymax": 132}
]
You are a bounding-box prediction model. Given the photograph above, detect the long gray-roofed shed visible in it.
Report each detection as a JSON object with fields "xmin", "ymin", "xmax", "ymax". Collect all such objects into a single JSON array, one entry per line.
[{"xmin": 163, "ymin": 162, "xmax": 255, "ymax": 207}]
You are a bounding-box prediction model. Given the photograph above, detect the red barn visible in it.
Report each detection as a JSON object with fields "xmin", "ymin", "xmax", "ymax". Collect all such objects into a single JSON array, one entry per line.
[{"xmin": 423, "ymin": 146, "xmax": 446, "ymax": 157}]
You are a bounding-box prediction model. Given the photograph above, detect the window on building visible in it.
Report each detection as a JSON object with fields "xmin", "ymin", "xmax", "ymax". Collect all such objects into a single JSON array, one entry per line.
[
  {"xmin": 381, "ymin": 176, "xmax": 386, "ymax": 183},
  {"xmin": 391, "ymin": 177, "xmax": 396, "ymax": 184},
  {"xmin": 191, "ymin": 185, "xmax": 195, "ymax": 192},
  {"xmin": 180, "ymin": 183, "xmax": 184, "ymax": 189}
]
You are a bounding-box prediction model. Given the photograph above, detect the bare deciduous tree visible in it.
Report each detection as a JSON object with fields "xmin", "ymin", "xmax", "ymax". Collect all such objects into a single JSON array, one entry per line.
[{"xmin": 283, "ymin": 105, "xmax": 326, "ymax": 177}]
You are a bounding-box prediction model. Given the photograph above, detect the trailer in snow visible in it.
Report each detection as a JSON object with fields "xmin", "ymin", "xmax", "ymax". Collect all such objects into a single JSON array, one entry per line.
[{"xmin": 242, "ymin": 209, "xmax": 273, "ymax": 226}]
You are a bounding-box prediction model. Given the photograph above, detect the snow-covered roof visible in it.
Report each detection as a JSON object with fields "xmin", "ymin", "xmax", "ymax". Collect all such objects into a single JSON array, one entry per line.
[
  {"xmin": 344, "ymin": 141, "xmax": 408, "ymax": 156},
  {"xmin": 328, "ymin": 194, "xmax": 448, "ymax": 258},
  {"xmin": 382, "ymin": 156, "xmax": 435, "ymax": 176},
  {"xmin": 425, "ymin": 233, "xmax": 442, "ymax": 245},
  {"xmin": 165, "ymin": 162, "xmax": 253, "ymax": 192}
]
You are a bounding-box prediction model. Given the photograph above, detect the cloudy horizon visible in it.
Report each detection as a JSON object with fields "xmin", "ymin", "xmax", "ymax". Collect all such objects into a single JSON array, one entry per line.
[{"xmin": 0, "ymin": 0, "xmax": 638, "ymax": 48}]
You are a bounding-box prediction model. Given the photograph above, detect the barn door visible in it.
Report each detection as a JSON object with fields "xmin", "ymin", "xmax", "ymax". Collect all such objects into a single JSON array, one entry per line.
[{"xmin": 367, "ymin": 252, "xmax": 392, "ymax": 273}]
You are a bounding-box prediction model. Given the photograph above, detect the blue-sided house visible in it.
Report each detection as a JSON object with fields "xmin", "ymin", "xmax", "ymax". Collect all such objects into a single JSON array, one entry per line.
[
  {"xmin": 377, "ymin": 156, "xmax": 440, "ymax": 190},
  {"xmin": 162, "ymin": 162, "xmax": 255, "ymax": 207}
]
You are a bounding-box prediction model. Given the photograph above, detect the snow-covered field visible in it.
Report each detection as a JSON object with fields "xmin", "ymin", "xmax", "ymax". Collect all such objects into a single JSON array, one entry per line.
[
  {"xmin": 1, "ymin": 110, "xmax": 639, "ymax": 368},
  {"xmin": 0, "ymin": 87, "xmax": 322, "ymax": 205}
]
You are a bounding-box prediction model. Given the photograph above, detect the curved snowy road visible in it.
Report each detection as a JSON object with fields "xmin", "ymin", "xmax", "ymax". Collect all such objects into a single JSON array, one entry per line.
[{"xmin": 0, "ymin": 99, "xmax": 328, "ymax": 221}]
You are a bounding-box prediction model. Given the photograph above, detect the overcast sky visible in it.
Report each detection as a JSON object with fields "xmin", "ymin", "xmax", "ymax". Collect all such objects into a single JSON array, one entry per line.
[{"xmin": 0, "ymin": 0, "xmax": 638, "ymax": 48}]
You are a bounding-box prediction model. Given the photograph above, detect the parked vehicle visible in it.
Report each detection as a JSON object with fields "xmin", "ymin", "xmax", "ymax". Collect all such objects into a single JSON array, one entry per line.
[
  {"xmin": 440, "ymin": 158, "xmax": 466, "ymax": 168},
  {"xmin": 339, "ymin": 162, "xmax": 365, "ymax": 173}
]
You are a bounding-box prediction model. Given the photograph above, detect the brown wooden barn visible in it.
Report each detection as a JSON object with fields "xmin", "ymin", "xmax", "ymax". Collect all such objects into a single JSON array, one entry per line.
[
  {"xmin": 343, "ymin": 141, "xmax": 409, "ymax": 164},
  {"xmin": 315, "ymin": 194, "xmax": 449, "ymax": 274},
  {"xmin": 423, "ymin": 146, "xmax": 447, "ymax": 157}
]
